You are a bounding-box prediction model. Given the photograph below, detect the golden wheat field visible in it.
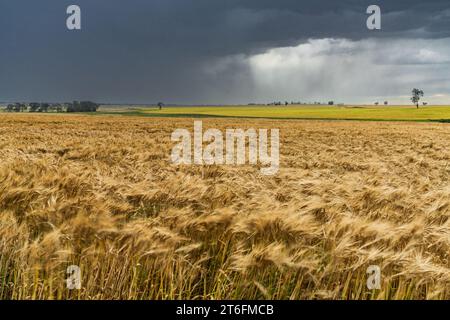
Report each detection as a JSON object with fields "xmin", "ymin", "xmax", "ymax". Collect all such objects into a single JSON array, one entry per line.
[{"xmin": 0, "ymin": 113, "xmax": 449, "ymax": 300}]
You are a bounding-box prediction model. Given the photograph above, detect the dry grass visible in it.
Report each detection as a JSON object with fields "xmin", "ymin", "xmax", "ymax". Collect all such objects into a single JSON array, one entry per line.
[{"xmin": 0, "ymin": 114, "xmax": 449, "ymax": 300}]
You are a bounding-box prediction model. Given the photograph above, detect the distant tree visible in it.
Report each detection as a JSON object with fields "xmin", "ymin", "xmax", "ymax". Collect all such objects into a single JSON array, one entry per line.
[
  {"xmin": 81, "ymin": 101, "xmax": 98, "ymax": 112},
  {"xmin": 67, "ymin": 101, "xmax": 99, "ymax": 113},
  {"xmin": 423, "ymin": 102, "xmax": 428, "ymax": 106},
  {"xmin": 374, "ymin": 102, "xmax": 379, "ymax": 106},
  {"xmin": 39, "ymin": 103, "xmax": 49, "ymax": 112},
  {"xmin": 328, "ymin": 101, "xmax": 334, "ymax": 105},
  {"xmin": 411, "ymin": 88, "xmax": 424, "ymax": 109},
  {"xmin": 158, "ymin": 102, "xmax": 164, "ymax": 110},
  {"xmin": 384, "ymin": 101, "xmax": 389, "ymax": 105},
  {"xmin": 29, "ymin": 103, "xmax": 40, "ymax": 112},
  {"xmin": 67, "ymin": 101, "xmax": 77, "ymax": 112}
]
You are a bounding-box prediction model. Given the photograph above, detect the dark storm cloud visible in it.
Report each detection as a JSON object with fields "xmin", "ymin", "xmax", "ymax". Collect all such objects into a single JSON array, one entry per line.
[{"xmin": 1, "ymin": 0, "xmax": 450, "ymax": 103}]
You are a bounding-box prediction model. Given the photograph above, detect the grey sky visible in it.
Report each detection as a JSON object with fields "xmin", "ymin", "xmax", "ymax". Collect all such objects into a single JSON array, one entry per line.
[{"xmin": 1, "ymin": 0, "xmax": 450, "ymax": 104}]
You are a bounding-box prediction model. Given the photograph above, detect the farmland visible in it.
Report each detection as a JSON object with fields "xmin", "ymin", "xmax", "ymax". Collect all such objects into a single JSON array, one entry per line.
[
  {"xmin": 109, "ymin": 105, "xmax": 450, "ymax": 122},
  {"xmin": 0, "ymin": 113, "xmax": 449, "ymax": 300},
  {"xmin": 3, "ymin": 104, "xmax": 450, "ymax": 122}
]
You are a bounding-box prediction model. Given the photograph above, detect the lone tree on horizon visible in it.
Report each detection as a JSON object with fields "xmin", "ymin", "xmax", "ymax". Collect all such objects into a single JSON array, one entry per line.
[{"xmin": 411, "ymin": 88, "xmax": 424, "ymax": 109}]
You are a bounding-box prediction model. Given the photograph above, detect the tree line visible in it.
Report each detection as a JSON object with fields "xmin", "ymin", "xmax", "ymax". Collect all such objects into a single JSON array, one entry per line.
[{"xmin": 5, "ymin": 101, "xmax": 99, "ymax": 113}]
